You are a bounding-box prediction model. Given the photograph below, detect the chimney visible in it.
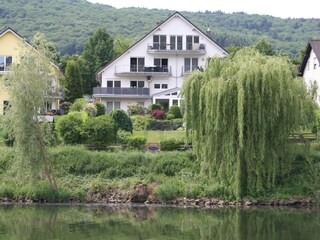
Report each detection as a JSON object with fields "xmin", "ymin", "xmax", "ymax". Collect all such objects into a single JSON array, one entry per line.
[{"xmin": 206, "ymin": 26, "xmax": 212, "ymax": 39}]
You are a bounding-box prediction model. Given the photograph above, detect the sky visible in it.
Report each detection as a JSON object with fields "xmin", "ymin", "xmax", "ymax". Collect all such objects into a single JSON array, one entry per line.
[{"xmin": 87, "ymin": 0, "xmax": 319, "ymax": 19}]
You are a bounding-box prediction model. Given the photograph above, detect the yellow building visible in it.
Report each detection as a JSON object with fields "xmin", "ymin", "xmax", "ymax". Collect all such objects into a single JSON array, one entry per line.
[{"xmin": 0, "ymin": 27, "xmax": 61, "ymax": 115}]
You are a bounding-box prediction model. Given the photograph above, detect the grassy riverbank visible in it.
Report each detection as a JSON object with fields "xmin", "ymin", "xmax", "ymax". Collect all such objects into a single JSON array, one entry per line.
[{"xmin": 0, "ymin": 144, "xmax": 320, "ymax": 204}]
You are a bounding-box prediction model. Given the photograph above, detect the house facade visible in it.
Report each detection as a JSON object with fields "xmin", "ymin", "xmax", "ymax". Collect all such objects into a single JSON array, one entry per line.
[
  {"xmin": 0, "ymin": 28, "xmax": 60, "ymax": 115},
  {"xmin": 94, "ymin": 12, "xmax": 227, "ymax": 112},
  {"xmin": 300, "ymin": 40, "xmax": 320, "ymax": 104}
]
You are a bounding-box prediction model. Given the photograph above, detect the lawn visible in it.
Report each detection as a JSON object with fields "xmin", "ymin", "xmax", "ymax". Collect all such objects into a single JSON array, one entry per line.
[{"xmin": 133, "ymin": 130, "xmax": 185, "ymax": 143}]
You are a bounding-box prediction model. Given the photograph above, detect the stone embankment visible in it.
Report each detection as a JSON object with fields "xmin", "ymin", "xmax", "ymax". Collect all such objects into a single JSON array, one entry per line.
[{"xmin": 0, "ymin": 183, "xmax": 316, "ymax": 207}]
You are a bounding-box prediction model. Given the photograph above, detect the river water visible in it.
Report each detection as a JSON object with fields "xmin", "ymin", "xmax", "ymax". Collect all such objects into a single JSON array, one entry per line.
[{"xmin": 0, "ymin": 204, "xmax": 319, "ymax": 239}]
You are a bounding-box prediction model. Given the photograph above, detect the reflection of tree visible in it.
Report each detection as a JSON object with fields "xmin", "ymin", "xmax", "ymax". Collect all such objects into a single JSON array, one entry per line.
[{"xmin": 0, "ymin": 205, "xmax": 320, "ymax": 239}]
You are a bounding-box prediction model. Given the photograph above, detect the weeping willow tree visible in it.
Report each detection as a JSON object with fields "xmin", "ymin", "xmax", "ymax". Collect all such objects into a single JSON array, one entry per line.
[
  {"xmin": 3, "ymin": 37, "xmax": 60, "ymax": 191},
  {"xmin": 182, "ymin": 48, "xmax": 315, "ymax": 199}
]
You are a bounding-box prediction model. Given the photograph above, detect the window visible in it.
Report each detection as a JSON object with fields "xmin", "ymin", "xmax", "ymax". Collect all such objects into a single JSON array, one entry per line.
[
  {"xmin": 186, "ymin": 36, "xmax": 200, "ymax": 50},
  {"xmin": 170, "ymin": 35, "xmax": 183, "ymax": 50},
  {"xmin": 172, "ymin": 100, "xmax": 179, "ymax": 105},
  {"xmin": 106, "ymin": 101, "xmax": 120, "ymax": 113},
  {"xmin": 154, "ymin": 84, "xmax": 167, "ymax": 89},
  {"xmin": 131, "ymin": 81, "xmax": 145, "ymax": 88},
  {"xmin": 107, "ymin": 81, "xmax": 113, "ymax": 87},
  {"xmin": 130, "ymin": 58, "xmax": 145, "ymax": 72},
  {"xmin": 314, "ymin": 57, "xmax": 318, "ymax": 69},
  {"xmin": 107, "ymin": 80, "xmax": 121, "ymax": 88},
  {"xmin": 184, "ymin": 58, "xmax": 198, "ymax": 72},
  {"xmin": 154, "ymin": 58, "xmax": 168, "ymax": 72},
  {"xmin": 0, "ymin": 56, "xmax": 12, "ymax": 71},
  {"xmin": 137, "ymin": 101, "xmax": 144, "ymax": 106},
  {"xmin": 153, "ymin": 35, "xmax": 167, "ymax": 50}
]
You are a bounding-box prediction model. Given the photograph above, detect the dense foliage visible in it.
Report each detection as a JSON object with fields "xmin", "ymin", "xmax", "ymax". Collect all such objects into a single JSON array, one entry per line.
[
  {"xmin": 109, "ymin": 109, "xmax": 133, "ymax": 133},
  {"xmin": 182, "ymin": 48, "xmax": 316, "ymax": 199},
  {"xmin": 82, "ymin": 28, "xmax": 114, "ymax": 94},
  {"xmin": 0, "ymin": 0, "xmax": 319, "ymax": 56},
  {"xmin": 64, "ymin": 60, "xmax": 83, "ymax": 102}
]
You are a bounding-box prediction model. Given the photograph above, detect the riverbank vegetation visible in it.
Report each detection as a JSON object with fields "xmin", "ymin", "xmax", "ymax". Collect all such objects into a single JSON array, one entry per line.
[{"xmin": 0, "ymin": 143, "xmax": 319, "ymax": 204}]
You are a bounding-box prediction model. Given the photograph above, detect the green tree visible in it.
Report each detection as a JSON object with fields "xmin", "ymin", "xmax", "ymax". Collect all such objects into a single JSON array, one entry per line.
[
  {"xmin": 255, "ymin": 38, "xmax": 275, "ymax": 56},
  {"xmin": 3, "ymin": 35, "xmax": 60, "ymax": 191},
  {"xmin": 32, "ymin": 32, "xmax": 61, "ymax": 64},
  {"xmin": 82, "ymin": 28, "xmax": 114, "ymax": 94},
  {"xmin": 114, "ymin": 35, "xmax": 131, "ymax": 57},
  {"xmin": 109, "ymin": 109, "xmax": 133, "ymax": 133},
  {"xmin": 64, "ymin": 60, "xmax": 83, "ymax": 102},
  {"xmin": 182, "ymin": 47, "xmax": 315, "ymax": 199}
]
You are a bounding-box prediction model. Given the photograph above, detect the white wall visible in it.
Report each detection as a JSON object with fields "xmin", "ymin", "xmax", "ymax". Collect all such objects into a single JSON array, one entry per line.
[
  {"xmin": 97, "ymin": 13, "xmax": 227, "ymax": 108},
  {"xmin": 303, "ymin": 49, "xmax": 320, "ymax": 103}
]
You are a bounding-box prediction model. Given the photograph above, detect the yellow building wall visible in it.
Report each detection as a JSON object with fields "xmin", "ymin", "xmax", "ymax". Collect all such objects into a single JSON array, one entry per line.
[{"xmin": 0, "ymin": 31, "xmax": 28, "ymax": 115}]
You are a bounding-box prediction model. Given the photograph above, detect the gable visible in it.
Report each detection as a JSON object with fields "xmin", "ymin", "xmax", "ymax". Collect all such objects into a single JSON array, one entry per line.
[
  {"xmin": 97, "ymin": 11, "xmax": 227, "ymax": 75},
  {"xmin": 300, "ymin": 40, "xmax": 320, "ymax": 76},
  {"xmin": 0, "ymin": 30, "xmax": 28, "ymax": 63}
]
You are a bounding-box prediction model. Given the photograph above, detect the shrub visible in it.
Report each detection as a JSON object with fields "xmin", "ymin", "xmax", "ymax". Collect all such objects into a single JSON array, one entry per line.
[
  {"xmin": 166, "ymin": 113, "xmax": 175, "ymax": 120},
  {"xmin": 168, "ymin": 105, "xmax": 182, "ymax": 119},
  {"xmin": 127, "ymin": 104, "xmax": 147, "ymax": 116},
  {"xmin": 83, "ymin": 103, "xmax": 97, "ymax": 117},
  {"xmin": 150, "ymin": 109, "xmax": 166, "ymax": 119},
  {"xmin": 148, "ymin": 104, "xmax": 161, "ymax": 112},
  {"xmin": 154, "ymin": 180, "xmax": 182, "ymax": 201},
  {"xmin": 95, "ymin": 102, "xmax": 106, "ymax": 116},
  {"xmin": 126, "ymin": 136, "xmax": 146, "ymax": 150},
  {"xmin": 110, "ymin": 109, "xmax": 133, "ymax": 133},
  {"xmin": 131, "ymin": 115, "xmax": 150, "ymax": 131},
  {"xmin": 70, "ymin": 98, "xmax": 86, "ymax": 112},
  {"xmin": 146, "ymin": 118, "xmax": 184, "ymax": 130},
  {"xmin": 84, "ymin": 115, "xmax": 117, "ymax": 146},
  {"xmin": 55, "ymin": 111, "xmax": 88, "ymax": 144},
  {"xmin": 160, "ymin": 139, "xmax": 184, "ymax": 151},
  {"xmin": 116, "ymin": 130, "xmax": 132, "ymax": 144}
]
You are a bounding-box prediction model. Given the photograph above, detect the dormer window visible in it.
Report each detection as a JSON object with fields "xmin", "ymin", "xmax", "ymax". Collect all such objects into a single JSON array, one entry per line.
[{"xmin": 0, "ymin": 56, "xmax": 12, "ymax": 71}]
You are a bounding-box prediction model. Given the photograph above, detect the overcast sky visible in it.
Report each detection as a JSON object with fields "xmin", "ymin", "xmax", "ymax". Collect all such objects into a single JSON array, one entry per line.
[{"xmin": 87, "ymin": 0, "xmax": 319, "ymax": 19}]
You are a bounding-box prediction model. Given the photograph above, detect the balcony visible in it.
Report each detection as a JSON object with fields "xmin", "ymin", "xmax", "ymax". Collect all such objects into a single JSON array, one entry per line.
[
  {"xmin": 93, "ymin": 87, "xmax": 150, "ymax": 98},
  {"xmin": 147, "ymin": 43, "xmax": 206, "ymax": 55},
  {"xmin": 114, "ymin": 65, "xmax": 172, "ymax": 77},
  {"xmin": 181, "ymin": 65, "xmax": 204, "ymax": 76}
]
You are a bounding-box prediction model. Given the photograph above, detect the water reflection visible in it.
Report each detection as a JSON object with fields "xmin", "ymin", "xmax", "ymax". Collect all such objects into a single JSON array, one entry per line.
[{"xmin": 0, "ymin": 204, "xmax": 319, "ymax": 240}]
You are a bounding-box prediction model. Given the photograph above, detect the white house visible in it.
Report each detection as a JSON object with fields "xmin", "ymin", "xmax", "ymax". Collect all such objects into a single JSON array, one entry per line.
[
  {"xmin": 300, "ymin": 40, "xmax": 320, "ymax": 103},
  {"xmin": 94, "ymin": 11, "xmax": 228, "ymax": 112}
]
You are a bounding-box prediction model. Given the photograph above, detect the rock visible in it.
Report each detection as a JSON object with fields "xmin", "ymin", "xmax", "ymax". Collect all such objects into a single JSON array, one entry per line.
[{"xmin": 131, "ymin": 183, "xmax": 148, "ymax": 203}]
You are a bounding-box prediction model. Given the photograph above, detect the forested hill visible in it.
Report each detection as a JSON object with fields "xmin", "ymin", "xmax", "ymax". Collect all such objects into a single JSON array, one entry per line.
[{"xmin": 1, "ymin": 0, "xmax": 320, "ymax": 56}]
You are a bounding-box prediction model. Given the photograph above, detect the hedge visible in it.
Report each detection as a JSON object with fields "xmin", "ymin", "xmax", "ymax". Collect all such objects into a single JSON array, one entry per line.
[{"xmin": 146, "ymin": 118, "xmax": 183, "ymax": 130}]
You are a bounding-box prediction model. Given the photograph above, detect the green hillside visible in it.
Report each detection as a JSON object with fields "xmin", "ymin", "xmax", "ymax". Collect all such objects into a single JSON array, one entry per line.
[{"xmin": 1, "ymin": 0, "xmax": 319, "ymax": 56}]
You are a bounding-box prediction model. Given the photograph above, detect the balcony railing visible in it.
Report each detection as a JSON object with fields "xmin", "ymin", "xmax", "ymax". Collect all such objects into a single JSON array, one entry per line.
[
  {"xmin": 182, "ymin": 65, "xmax": 204, "ymax": 75},
  {"xmin": 115, "ymin": 65, "xmax": 172, "ymax": 76},
  {"xmin": 148, "ymin": 43, "xmax": 206, "ymax": 54},
  {"xmin": 93, "ymin": 87, "xmax": 150, "ymax": 96}
]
